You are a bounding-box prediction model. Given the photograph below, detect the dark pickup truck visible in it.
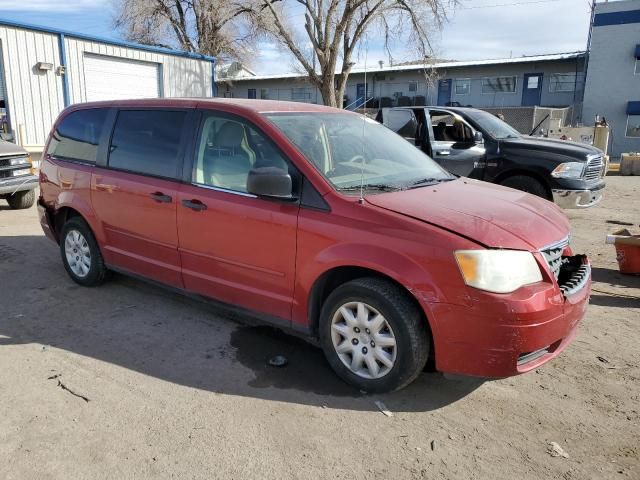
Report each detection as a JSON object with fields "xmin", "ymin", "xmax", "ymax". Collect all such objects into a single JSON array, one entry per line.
[
  {"xmin": 377, "ymin": 106, "xmax": 606, "ymax": 208},
  {"xmin": 0, "ymin": 139, "xmax": 38, "ymax": 209}
]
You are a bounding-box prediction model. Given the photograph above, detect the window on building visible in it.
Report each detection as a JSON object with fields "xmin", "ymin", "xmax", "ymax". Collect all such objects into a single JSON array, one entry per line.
[
  {"xmin": 408, "ymin": 82, "xmax": 417, "ymax": 92},
  {"xmin": 549, "ymin": 73, "xmax": 577, "ymax": 92},
  {"xmin": 248, "ymin": 89, "xmax": 256, "ymax": 99},
  {"xmin": 260, "ymin": 88, "xmax": 270, "ymax": 100},
  {"xmin": 626, "ymin": 115, "xmax": 640, "ymax": 138},
  {"xmin": 455, "ymin": 79, "xmax": 471, "ymax": 95},
  {"xmin": 47, "ymin": 108, "xmax": 108, "ymax": 163},
  {"xmin": 291, "ymin": 87, "xmax": 312, "ymax": 101},
  {"xmin": 481, "ymin": 76, "xmax": 516, "ymax": 94},
  {"xmin": 108, "ymin": 110, "xmax": 187, "ymax": 179}
]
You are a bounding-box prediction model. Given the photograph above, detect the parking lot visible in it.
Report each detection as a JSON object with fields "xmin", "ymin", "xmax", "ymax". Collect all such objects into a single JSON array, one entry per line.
[{"xmin": 0, "ymin": 176, "xmax": 638, "ymax": 480}]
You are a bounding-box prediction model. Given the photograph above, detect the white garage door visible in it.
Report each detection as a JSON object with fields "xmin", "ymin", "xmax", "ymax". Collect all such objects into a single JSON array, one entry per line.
[{"xmin": 84, "ymin": 54, "xmax": 160, "ymax": 102}]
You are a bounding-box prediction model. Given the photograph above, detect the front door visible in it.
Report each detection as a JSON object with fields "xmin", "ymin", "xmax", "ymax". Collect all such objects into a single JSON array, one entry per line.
[
  {"xmin": 177, "ymin": 111, "xmax": 299, "ymax": 321},
  {"xmin": 427, "ymin": 109, "xmax": 486, "ymax": 177},
  {"xmin": 437, "ymin": 79, "xmax": 452, "ymax": 106},
  {"xmin": 91, "ymin": 108, "xmax": 192, "ymax": 288},
  {"xmin": 522, "ymin": 73, "xmax": 543, "ymax": 106}
]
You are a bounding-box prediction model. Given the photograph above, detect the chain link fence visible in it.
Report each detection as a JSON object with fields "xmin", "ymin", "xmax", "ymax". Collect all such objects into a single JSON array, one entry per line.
[{"xmin": 480, "ymin": 106, "xmax": 577, "ymax": 134}]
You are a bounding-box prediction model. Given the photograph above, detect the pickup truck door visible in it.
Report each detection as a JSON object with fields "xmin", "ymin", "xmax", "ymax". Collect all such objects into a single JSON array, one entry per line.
[
  {"xmin": 379, "ymin": 108, "xmax": 419, "ymax": 146},
  {"xmin": 425, "ymin": 109, "xmax": 486, "ymax": 178}
]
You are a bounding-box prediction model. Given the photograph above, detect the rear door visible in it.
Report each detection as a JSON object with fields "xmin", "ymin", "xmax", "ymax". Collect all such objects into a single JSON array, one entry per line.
[
  {"xmin": 426, "ymin": 109, "xmax": 486, "ymax": 177},
  {"xmin": 91, "ymin": 108, "xmax": 194, "ymax": 287},
  {"xmin": 176, "ymin": 110, "xmax": 299, "ymax": 321},
  {"xmin": 380, "ymin": 109, "xmax": 419, "ymax": 145}
]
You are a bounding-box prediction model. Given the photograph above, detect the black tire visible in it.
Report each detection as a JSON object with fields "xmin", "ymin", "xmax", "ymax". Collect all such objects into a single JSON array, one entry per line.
[
  {"xmin": 319, "ymin": 277, "xmax": 430, "ymax": 393},
  {"xmin": 500, "ymin": 175, "xmax": 549, "ymax": 199},
  {"xmin": 59, "ymin": 216, "xmax": 109, "ymax": 287},
  {"xmin": 7, "ymin": 189, "xmax": 36, "ymax": 209}
]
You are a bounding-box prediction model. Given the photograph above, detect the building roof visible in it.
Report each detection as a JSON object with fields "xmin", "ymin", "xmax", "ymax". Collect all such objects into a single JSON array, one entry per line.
[
  {"xmin": 230, "ymin": 51, "xmax": 586, "ymax": 82},
  {"xmin": 0, "ymin": 18, "xmax": 216, "ymax": 63}
]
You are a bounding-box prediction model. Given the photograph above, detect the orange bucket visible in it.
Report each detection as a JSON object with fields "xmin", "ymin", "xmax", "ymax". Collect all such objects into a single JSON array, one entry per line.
[{"xmin": 607, "ymin": 229, "xmax": 640, "ymax": 274}]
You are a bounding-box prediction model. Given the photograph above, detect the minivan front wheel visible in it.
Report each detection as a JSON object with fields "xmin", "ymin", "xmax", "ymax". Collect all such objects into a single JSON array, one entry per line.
[
  {"xmin": 60, "ymin": 217, "xmax": 108, "ymax": 286},
  {"xmin": 319, "ymin": 278, "xmax": 430, "ymax": 393}
]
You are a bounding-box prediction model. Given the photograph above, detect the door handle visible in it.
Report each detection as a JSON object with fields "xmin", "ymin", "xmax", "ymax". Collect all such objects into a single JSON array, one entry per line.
[
  {"xmin": 150, "ymin": 192, "xmax": 172, "ymax": 203},
  {"xmin": 436, "ymin": 151, "xmax": 451, "ymax": 156},
  {"xmin": 181, "ymin": 199, "xmax": 207, "ymax": 211}
]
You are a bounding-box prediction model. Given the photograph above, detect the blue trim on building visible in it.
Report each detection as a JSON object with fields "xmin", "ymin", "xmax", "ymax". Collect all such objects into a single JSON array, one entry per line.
[
  {"xmin": 593, "ymin": 10, "xmax": 640, "ymax": 27},
  {"xmin": 0, "ymin": 17, "xmax": 216, "ymax": 62},
  {"xmin": 58, "ymin": 34, "xmax": 70, "ymax": 107},
  {"xmin": 627, "ymin": 101, "xmax": 640, "ymax": 115},
  {"xmin": 211, "ymin": 62, "xmax": 217, "ymax": 97}
]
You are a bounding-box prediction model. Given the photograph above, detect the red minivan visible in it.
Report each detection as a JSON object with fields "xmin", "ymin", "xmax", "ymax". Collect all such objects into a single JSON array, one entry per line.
[{"xmin": 38, "ymin": 99, "xmax": 591, "ymax": 392}]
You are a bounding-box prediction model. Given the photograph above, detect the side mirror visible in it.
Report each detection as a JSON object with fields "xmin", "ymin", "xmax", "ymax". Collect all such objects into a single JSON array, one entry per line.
[
  {"xmin": 473, "ymin": 131, "xmax": 484, "ymax": 144},
  {"xmin": 247, "ymin": 166, "xmax": 294, "ymax": 200}
]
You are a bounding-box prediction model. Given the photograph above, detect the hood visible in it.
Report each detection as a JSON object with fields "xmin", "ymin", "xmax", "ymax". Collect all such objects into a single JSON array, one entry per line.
[
  {"xmin": 366, "ymin": 178, "xmax": 569, "ymax": 250},
  {"xmin": 0, "ymin": 139, "xmax": 28, "ymax": 157},
  {"xmin": 501, "ymin": 135, "xmax": 601, "ymax": 161}
]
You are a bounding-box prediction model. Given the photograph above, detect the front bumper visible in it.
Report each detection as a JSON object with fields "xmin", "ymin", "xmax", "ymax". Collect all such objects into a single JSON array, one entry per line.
[
  {"xmin": 0, "ymin": 175, "xmax": 38, "ymax": 195},
  {"xmin": 428, "ymin": 261, "xmax": 591, "ymax": 378},
  {"xmin": 552, "ymin": 188, "xmax": 603, "ymax": 209}
]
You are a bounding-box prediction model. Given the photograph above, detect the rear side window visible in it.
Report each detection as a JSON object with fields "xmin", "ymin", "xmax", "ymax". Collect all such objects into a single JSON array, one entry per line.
[
  {"xmin": 108, "ymin": 110, "xmax": 187, "ymax": 179},
  {"xmin": 47, "ymin": 109, "xmax": 107, "ymax": 163}
]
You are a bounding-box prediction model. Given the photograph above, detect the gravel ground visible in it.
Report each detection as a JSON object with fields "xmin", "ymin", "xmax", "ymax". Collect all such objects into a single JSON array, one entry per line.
[{"xmin": 0, "ymin": 176, "xmax": 638, "ymax": 480}]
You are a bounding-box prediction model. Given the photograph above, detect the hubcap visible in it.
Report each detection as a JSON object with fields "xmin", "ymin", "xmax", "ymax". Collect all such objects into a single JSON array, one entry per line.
[
  {"xmin": 330, "ymin": 301, "xmax": 397, "ymax": 379},
  {"xmin": 64, "ymin": 230, "xmax": 91, "ymax": 278}
]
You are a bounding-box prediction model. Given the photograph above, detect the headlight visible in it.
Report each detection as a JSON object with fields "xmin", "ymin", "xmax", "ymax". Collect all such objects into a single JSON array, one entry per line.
[
  {"xmin": 11, "ymin": 168, "xmax": 31, "ymax": 177},
  {"xmin": 551, "ymin": 162, "xmax": 584, "ymax": 179},
  {"xmin": 454, "ymin": 250, "xmax": 543, "ymax": 293}
]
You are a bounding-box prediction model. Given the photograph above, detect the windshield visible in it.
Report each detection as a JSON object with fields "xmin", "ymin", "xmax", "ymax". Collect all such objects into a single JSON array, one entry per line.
[
  {"xmin": 464, "ymin": 110, "xmax": 521, "ymax": 140},
  {"xmin": 265, "ymin": 113, "xmax": 454, "ymax": 193}
]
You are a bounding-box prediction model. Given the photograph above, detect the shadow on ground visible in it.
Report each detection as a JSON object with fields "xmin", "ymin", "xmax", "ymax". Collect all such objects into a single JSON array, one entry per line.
[
  {"xmin": 590, "ymin": 267, "xmax": 640, "ymax": 308},
  {"xmin": 0, "ymin": 235, "xmax": 483, "ymax": 412}
]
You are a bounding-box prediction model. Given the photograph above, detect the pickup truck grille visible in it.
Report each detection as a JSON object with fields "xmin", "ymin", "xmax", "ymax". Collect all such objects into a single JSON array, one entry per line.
[
  {"xmin": 540, "ymin": 237, "xmax": 570, "ymax": 281},
  {"xmin": 584, "ymin": 154, "xmax": 604, "ymax": 181}
]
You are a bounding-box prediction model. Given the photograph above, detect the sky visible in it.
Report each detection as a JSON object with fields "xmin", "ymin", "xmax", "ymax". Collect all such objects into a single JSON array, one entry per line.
[{"xmin": 0, "ymin": 0, "xmax": 596, "ymax": 75}]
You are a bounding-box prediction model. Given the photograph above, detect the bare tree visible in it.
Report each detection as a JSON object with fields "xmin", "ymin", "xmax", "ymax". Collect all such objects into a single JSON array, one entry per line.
[
  {"xmin": 113, "ymin": 0, "xmax": 258, "ymax": 63},
  {"xmin": 251, "ymin": 0, "xmax": 457, "ymax": 107}
]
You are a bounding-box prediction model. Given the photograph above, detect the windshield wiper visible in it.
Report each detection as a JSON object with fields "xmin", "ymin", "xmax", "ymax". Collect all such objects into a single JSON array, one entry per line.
[
  {"xmin": 407, "ymin": 177, "xmax": 455, "ymax": 189},
  {"xmin": 338, "ymin": 184, "xmax": 401, "ymax": 192}
]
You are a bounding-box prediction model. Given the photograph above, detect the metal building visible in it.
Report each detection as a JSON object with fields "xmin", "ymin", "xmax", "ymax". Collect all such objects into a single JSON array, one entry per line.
[
  {"xmin": 0, "ymin": 19, "xmax": 216, "ymax": 152},
  {"xmin": 582, "ymin": 0, "xmax": 640, "ymax": 158}
]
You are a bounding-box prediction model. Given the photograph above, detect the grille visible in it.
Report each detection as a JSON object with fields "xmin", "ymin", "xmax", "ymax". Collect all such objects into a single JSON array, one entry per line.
[
  {"xmin": 540, "ymin": 237, "xmax": 569, "ymax": 281},
  {"xmin": 559, "ymin": 263, "xmax": 590, "ymax": 296},
  {"xmin": 584, "ymin": 154, "xmax": 604, "ymax": 181},
  {"xmin": 0, "ymin": 154, "xmax": 29, "ymax": 169}
]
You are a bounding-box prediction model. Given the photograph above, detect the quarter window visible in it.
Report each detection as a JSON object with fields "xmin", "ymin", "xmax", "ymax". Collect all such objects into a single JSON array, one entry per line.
[
  {"xmin": 549, "ymin": 73, "xmax": 576, "ymax": 92},
  {"xmin": 626, "ymin": 115, "xmax": 640, "ymax": 138},
  {"xmin": 193, "ymin": 115, "xmax": 290, "ymax": 193},
  {"xmin": 455, "ymin": 79, "xmax": 471, "ymax": 95},
  {"xmin": 47, "ymin": 109, "xmax": 107, "ymax": 163},
  {"xmin": 108, "ymin": 110, "xmax": 186, "ymax": 179},
  {"xmin": 481, "ymin": 76, "xmax": 516, "ymax": 94}
]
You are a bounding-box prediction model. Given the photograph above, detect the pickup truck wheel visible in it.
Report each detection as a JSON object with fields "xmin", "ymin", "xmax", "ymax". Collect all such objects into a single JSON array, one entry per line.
[
  {"xmin": 60, "ymin": 217, "xmax": 108, "ymax": 287},
  {"xmin": 319, "ymin": 277, "xmax": 429, "ymax": 393},
  {"xmin": 500, "ymin": 175, "xmax": 549, "ymax": 199},
  {"xmin": 7, "ymin": 189, "xmax": 36, "ymax": 209}
]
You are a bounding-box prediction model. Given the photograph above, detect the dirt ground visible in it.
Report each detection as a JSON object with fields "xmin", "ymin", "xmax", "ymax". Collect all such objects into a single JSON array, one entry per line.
[{"xmin": 0, "ymin": 176, "xmax": 638, "ymax": 480}]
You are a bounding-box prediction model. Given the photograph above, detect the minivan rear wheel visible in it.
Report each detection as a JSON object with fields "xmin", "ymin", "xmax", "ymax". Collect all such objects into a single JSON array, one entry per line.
[
  {"xmin": 60, "ymin": 217, "xmax": 108, "ymax": 287},
  {"xmin": 319, "ymin": 277, "xmax": 430, "ymax": 393}
]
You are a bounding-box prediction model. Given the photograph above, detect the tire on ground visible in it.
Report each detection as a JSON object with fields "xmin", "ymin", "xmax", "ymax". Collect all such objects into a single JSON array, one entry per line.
[
  {"xmin": 318, "ymin": 277, "xmax": 430, "ymax": 393},
  {"xmin": 500, "ymin": 175, "xmax": 549, "ymax": 199},
  {"xmin": 7, "ymin": 189, "xmax": 36, "ymax": 210},
  {"xmin": 59, "ymin": 216, "xmax": 109, "ymax": 287}
]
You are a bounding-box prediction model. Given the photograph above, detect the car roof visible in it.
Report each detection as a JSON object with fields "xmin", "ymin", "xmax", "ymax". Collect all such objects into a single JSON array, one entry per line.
[{"xmin": 70, "ymin": 98, "xmax": 348, "ymax": 115}]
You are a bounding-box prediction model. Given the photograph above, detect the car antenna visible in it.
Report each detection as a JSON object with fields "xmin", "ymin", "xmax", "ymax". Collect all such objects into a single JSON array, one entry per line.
[{"xmin": 358, "ymin": 35, "xmax": 369, "ymax": 204}]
